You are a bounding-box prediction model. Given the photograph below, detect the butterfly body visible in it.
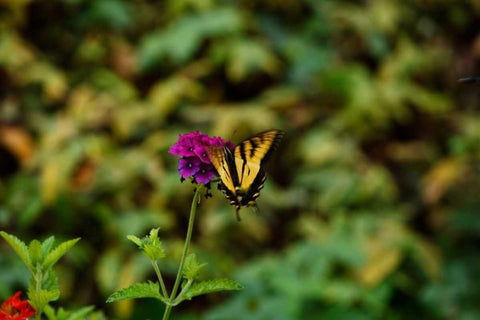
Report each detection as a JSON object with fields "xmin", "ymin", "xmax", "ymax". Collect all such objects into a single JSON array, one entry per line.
[{"xmin": 208, "ymin": 130, "xmax": 284, "ymax": 220}]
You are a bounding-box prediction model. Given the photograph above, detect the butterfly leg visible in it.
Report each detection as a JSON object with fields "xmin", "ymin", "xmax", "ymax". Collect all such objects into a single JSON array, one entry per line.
[{"xmin": 235, "ymin": 206, "xmax": 241, "ymax": 222}]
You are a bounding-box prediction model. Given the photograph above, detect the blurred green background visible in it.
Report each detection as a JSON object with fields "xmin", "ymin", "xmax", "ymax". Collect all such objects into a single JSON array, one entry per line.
[{"xmin": 1, "ymin": 0, "xmax": 480, "ymax": 319}]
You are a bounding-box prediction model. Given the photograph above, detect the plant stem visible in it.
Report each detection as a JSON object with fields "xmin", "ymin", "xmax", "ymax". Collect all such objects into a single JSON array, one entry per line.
[
  {"xmin": 152, "ymin": 260, "xmax": 169, "ymax": 298},
  {"xmin": 162, "ymin": 185, "xmax": 203, "ymax": 320},
  {"xmin": 35, "ymin": 267, "xmax": 42, "ymax": 320}
]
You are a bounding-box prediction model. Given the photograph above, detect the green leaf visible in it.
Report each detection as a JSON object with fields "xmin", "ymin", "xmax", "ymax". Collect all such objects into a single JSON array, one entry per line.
[
  {"xmin": 144, "ymin": 228, "xmax": 165, "ymax": 260},
  {"xmin": 183, "ymin": 253, "xmax": 207, "ymax": 281},
  {"xmin": 29, "ymin": 239, "xmax": 44, "ymax": 266},
  {"xmin": 149, "ymin": 227, "xmax": 160, "ymax": 240},
  {"xmin": 182, "ymin": 279, "xmax": 243, "ymax": 301},
  {"xmin": 139, "ymin": 7, "xmax": 243, "ymax": 71},
  {"xmin": 44, "ymin": 305, "xmax": 95, "ymax": 320},
  {"xmin": 43, "ymin": 305, "xmax": 56, "ymax": 320},
  {"xmin": 43, "ymin": 238, "xmax": 80, "ymax": 269},
  {"xmin": 143, "ymin": 243, "xmax": 165, "ymax": 261},
  {"xmin": 40, "ymin": 269, "xmax": 59, "ymax": 292},
  {"xmin": 42, "ymin": 236, "xmax": 55, "ymax": 256},
  {"xmin": 106, "ymin": 281, "xmax": 163, "ymax": 303},
  {"xmin": 0, "ymin": 231, "xmax": 32, "ymax": 271},
  {"xmin": 64, "ymin": 306, "xmax": 95, "ymax": 320},
  {"xmin": 126, "ymin": 235, "xmax": 143, "ymax": 247},
  {"xmin": 28, "ymin": 288, "xmax": 60, "ymax": 314},
  {"xmin": 127, "ymin": 229, "xmax": 165, "ymax": 260}
]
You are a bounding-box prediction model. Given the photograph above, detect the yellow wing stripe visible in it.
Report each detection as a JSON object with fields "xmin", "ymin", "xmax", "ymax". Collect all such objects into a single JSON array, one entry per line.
[{"xmin": 207, "ymin": 146, "xmax": 235, "ymax": 192}]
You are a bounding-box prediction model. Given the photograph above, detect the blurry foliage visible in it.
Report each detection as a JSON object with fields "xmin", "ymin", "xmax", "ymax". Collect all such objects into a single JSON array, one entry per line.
[{"xmin": 0, "ymin": 0, "xmax": 480, "ymax": 319}]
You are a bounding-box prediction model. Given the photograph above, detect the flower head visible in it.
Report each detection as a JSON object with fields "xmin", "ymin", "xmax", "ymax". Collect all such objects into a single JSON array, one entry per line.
[
  {"xmin": 169, "ymin": 131, "xmax": 233, "ymax": 185},
  {"xmin": 0, "ymin": 291, "xmax": 35, "ymax": 320}
]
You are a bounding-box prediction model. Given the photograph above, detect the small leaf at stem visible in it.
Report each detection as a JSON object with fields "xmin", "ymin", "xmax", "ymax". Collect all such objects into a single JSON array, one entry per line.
[
  {"xmin": 127, "ymin": 229, "xmax": 165, "ymax": 260},
  {"xmin": 126, "ymin": 235, "xmax": 143, "ymax": 247},
  {"xmin": 182, "ymin": 253, "xmax": 207, "ymax": 281}
]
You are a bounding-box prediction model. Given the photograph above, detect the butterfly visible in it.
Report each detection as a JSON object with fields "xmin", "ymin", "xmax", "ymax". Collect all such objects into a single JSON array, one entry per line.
[{"xmin": 207, "ymin": 130, "xmax": 285, "ymax": 220}]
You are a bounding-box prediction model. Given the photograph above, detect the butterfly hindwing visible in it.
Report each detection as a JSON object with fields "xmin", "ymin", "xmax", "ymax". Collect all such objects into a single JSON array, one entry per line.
[{"xmin": 208, "ymin": 130, "xmax": 284, "ymax": 219}]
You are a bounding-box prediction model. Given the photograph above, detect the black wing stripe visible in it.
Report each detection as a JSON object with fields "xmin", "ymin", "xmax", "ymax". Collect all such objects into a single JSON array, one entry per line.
[
  {"xmin": 224, "ymin": 147, "xmax": 239, "ymax": 187},
  {"xmin": 239, "ymin": 141, "xmax": 248, "ymax": 184},
  {"xmin": 260, "ymin": 131, "xmax": 285, "ymax": 165},
  {"xmin": 243, "ymin": 170, "xmax": 266, "ymax": 205},
  {"xmin": 250, "ymin": 138, "xmax": 258, "ymax": 159}
]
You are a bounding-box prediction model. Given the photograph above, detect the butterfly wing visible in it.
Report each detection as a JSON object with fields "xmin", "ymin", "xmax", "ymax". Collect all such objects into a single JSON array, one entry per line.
[
  {"xmin": 233, "ymin": 130, "xmax": 284, "ymax": 195},
  {"xmin": 208, "ymin": 130, "xmax": 284, "ymax": 219},
  {"xmin": 207, "ymin": 145, "xmax": 237, "ymax": 194}
]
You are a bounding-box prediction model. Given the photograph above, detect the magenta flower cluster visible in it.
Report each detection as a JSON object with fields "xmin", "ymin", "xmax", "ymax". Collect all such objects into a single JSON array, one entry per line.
[{"xmin": 169, "ymin": 131, "xmax": 234, "ymax": 185}]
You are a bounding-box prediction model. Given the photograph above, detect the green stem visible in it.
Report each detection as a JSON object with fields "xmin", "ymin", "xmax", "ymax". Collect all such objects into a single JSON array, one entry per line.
[
  {"xmin": 172, "ymin": 279, "xmax": 193, "ymax": 306},
  {"xmin": 152, "ymin": 260, "xmax": 169, "ymax": 298},
  {"xmin": 162, "ymin": 185, "xmax": 203, "ymax": 320},
  {"xmin": 35, "ymin": 267, "xmax": 42, "ymax": 320}
]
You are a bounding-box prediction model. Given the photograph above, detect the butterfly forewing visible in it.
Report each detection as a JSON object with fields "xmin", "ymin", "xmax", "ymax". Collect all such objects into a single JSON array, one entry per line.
[
  {"xmin": 207, "ymin": 146, "xmax": 236, "ymax": 193},
  {"xmin": 208, "ymin": 130, "xmax": 284, "ymax": 218},
  {"xmin": 233, "ymin": 130, "xmax": 284, "ymax": 165}
]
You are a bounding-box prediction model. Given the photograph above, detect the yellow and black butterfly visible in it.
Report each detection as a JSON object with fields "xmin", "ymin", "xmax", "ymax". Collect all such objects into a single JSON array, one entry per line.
[{"xmin": 207, "ymin": 130, "xmax": 284, "ymax": 220}]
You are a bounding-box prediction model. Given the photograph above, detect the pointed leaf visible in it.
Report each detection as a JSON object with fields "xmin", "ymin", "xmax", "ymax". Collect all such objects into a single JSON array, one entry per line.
[
  {"xmin": 182, "ymin": 253, "xmax": 207, "ymax": 281},
  {"xmin": 144, "ymin": 228, "xmax": 165, "ymax": 260},
  {"xmin": 42, "ymin": 236, "xmax": 55, "ymax": 256},
  {"xmin": 126, "ymin": 235, "xmax": 143, "ymax": 247},
  {"xmin": 44, "ymin": 238, "xmax": 80, "ymax": 269},
  {"xmin": 149, "ymin": 227, "xmax": 160, "ymax": 240},
  {"xmin": 0, "ymin": 231, "xmax": 32, "ymax": 271},
  {"xmin": 106, "ymin": 281, "xmax": 163, "ymax": 303},
  {"xmin": 29, "ymin": 239, "xmax": 43, "ymax": 265},
  {"xmin": 182, "ymin": 279, "xmax": 243, "ymax": 301}
]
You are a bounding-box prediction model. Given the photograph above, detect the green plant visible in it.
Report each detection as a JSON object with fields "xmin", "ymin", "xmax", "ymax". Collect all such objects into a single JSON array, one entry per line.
[
  {"xmin": 0, "ymin": 232, "xmax": 104, "ymax": 320},
  {"xmin": 106, "ymin": 185, "xmax": 242, "ymax": 320}
]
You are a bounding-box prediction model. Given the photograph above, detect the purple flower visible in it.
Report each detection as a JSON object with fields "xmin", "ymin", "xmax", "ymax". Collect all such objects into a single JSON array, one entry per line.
[
  {"xmin": 195, "ymin": 163, "xmax": 216, "ymax": 184},
  {"xmin": 169, "ymin": 131, "xmax": 234, "ymax": 185},
  {"xmin": 178, "ymin": 157, "xmax": 201, "ymax": 179},
  {"xmin": 193, "ymin": 145, "xmax": 210, "ymax": 164}
]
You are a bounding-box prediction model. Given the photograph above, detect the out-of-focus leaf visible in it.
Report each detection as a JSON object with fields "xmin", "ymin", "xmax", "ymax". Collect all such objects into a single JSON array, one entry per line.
[
  {"xmin": 0, "ymin": 125, "xmax": 34, "ymax": 164},
  {"xmin": 139, "ymin": 7, "xmax": 243, "ymax": 71},
  {"xmin": 0, "ymin": 31, "xmax": 35, "ymax": 68},
  {"xmin": 412, "ymin": 238, "xmax": 441, "ymax": 280},
  {"xmin": 210, "ymin": 39, "xmax": 281, "ymax": 82},
  {"xmin": 88, "ymin": 0, "xmax": 132, "ymax": 30},
  {"xmin": 147, "ymin": 74, "xmax": 204, "ymax": 119},
  {"xmin": 422, "ymin": 158, "xmax": 466, "ymax": 205}
]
